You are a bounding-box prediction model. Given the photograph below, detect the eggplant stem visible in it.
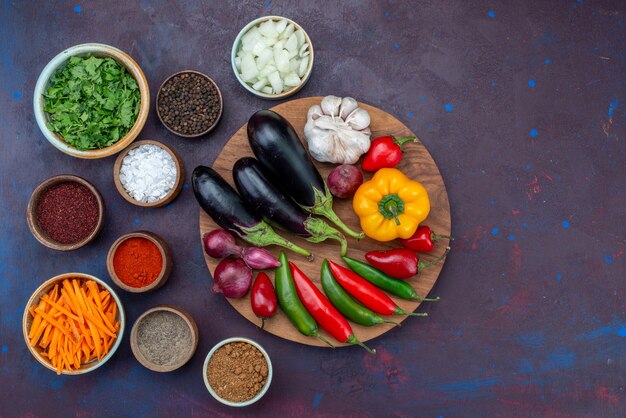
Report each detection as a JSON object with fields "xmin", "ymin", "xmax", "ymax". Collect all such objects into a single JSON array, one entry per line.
[
  {"xmin": 304, "ymin": 217, "xmax": 349, "ymax": 256},
  {"xmin": 309, "ymin": 186, "xmax": 365, "ymax": 240},
  {"xmin": 239, "ymin": 221, "xmax": 311, "ymax": 257}
]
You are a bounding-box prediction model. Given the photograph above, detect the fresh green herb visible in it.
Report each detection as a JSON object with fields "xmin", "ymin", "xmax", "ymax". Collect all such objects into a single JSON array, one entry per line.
[{"xmin": 43, "ymin": 55, "xmax": 140, "ymax": 150}]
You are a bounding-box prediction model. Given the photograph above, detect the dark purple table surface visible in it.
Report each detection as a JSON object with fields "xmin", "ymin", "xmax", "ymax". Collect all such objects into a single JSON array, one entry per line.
[{"xmin": 1, "ymin": 1, "xmax": 624, "ymax": 417}]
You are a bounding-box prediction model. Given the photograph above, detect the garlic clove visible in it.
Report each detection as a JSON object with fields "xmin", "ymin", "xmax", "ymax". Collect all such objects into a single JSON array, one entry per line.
[
  {"xmin": 345, "ymin": 108, "xmax": 371, "ymax": 130},
  {"xmin": 321, "ymin": 96, "xmax": 342, "ymax": 117},
  {"xmin": 339, "ymin": 97, "xmax": 358, "ymax": 119},
  {"xmin": 307, "ymin": 104, "xmax": 324, "ymax": 120},
  {"xmin": 298, "ymin": 43, "xmax": 309, "ymax": 58}
]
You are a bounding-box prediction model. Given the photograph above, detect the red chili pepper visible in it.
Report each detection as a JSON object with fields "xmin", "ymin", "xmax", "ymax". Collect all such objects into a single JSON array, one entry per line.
[
  {"xmin": 250, "ymin": 272, "xmax": 278, "ymax": 329},
  {"xmin": 288, "ymin": 261, "xmax": 375, "ymax": 354},
  {"xmin": 361, "ymin": 136, "xmax": 416, "ymax": 172},
  {"xmin": 327, "ymin": 260, "xmax": 429, "ymax": 315},
  {"xmin": 401, "ymin": 225, "xmax": 453, "ymax": 252},
  {"xmin": 364, "ymin": 247, "xmax": 450, "ymax": 279}
]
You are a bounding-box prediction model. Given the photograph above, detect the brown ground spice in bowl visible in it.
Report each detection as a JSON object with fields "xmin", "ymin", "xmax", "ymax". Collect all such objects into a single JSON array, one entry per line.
[{"xmin": 206, "ymin": 342, "xmax": 269, "ymax": 403}]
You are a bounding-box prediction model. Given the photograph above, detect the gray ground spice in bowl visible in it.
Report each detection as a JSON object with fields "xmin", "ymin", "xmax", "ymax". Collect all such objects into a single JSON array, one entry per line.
[
  {"xmin": 207, "ymin": 342, "xmax": 269, "ymax": 403},
  {"xmin": 136, "ymin": 310, "xmax": 193, "ymax": 367}
]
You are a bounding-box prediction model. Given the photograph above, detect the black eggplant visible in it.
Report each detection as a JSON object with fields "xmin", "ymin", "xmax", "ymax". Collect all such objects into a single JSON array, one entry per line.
[
  {"xmin": 192, "ymin": 165, "xmax": 311, "ymax": 257},
  {"xmin": 247, "ymin": 109, "xmax": 363, "ymax": 239},
  {"xmin": 233, "ymin": 157, "xmax": 348, "ymax": 255}
]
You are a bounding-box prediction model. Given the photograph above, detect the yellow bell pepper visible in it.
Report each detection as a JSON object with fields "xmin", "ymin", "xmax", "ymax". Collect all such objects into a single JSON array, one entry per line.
[{"xmin": 352, "ymin": 168, "xmax": 430, "ymax": 242}]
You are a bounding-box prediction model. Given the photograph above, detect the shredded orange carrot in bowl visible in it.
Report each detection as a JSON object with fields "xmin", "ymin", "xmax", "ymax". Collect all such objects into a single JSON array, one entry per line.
[{"xmin": 27, "ymin": 278, "xmax": 120, "ymax": 374}]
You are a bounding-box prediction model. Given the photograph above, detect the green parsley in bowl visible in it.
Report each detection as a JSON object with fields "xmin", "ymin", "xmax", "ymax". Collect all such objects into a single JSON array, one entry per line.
[{"xmin": 34, "ymin": 43, "xmax": 150, "ymax": 159}]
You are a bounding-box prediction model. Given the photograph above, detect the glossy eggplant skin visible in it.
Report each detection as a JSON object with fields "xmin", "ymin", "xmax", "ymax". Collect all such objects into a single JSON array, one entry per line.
[
  {"xmin": 233, "ymin": 157, "xmax": 311, "ymax": 236},
  {"xmin": 247, "ymin": 110, "xmax": 324, "ymax": 207},
  {"xmin": 192, "ymin": 165, "xmax": 260, "ymax": 235}
]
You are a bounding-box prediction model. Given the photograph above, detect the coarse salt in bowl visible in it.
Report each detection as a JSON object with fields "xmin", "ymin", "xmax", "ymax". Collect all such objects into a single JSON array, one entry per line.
[{"xmin": 113, "ymin": 140, "xmax": 184, "ymax": 208}]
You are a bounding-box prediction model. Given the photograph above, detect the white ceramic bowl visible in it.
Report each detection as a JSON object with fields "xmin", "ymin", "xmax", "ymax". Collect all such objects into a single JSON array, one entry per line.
[
  {"xmin": 33, "ymin": 43, "xmax": 150, "ymax": 159},
  {"xmin": 203, "ymin": 337, "xmax": 273, "ymax": 407},
  {"xmin": 22, "ymin": 272, "xmax": 125, "ymax": 375},
  {"xmin": 231, "ymin": 16, "xmax": 314, "ymax": 100}
]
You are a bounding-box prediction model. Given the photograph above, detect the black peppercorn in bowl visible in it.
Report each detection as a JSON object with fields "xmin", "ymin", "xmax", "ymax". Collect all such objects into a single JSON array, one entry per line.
[
  {"xmin": 156, "ymin": 70, "xmax": 223, "ymax": 138},
  {"xmin": 26, "ymin": 175, "xmax": 105, "ymax": 251}
]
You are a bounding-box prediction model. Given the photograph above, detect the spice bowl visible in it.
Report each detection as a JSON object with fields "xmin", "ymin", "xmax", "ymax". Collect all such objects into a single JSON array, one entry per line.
[
  {"xmin": 203, "ymin": 337, "xmax": 273, "ymax": 407},
  {"xmin": 113, "ymin": 140, "xmax": 184, "ymax": 208},
  {"xmin": 156, "ymin": 70, "xmax": 223, "ymax": 138},
  {"xmin": 33, "ymin": 43, "xmax": 150, "ymax": 159},
  {"xmin": 27, "ymin": 174, "xmax": 105, "ymax": 251},
  {"xmin": 23, "ymin": 272, "xmax": 125, "ymax": 375},
  {"xmin": 106, "ymin": 231, "xmax": 172, "ymax": 293},
  {"xmin": 130, "ymin": 305, "xmax": 199, "ymax": 372},
  {"xmin": 231, "ymin": 16, "xmax": 314, "ymax": 100}
]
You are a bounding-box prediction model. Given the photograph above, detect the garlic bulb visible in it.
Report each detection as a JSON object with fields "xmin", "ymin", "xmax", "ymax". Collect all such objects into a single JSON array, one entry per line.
[{"xmin": 304, "ymin": 96, "xmax": 371, "ymax": 164}]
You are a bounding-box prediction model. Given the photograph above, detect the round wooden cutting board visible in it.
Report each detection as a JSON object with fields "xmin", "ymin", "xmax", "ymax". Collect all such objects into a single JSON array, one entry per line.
[{"xmin": 199, "ymin": 97, "xmax": 451, "ymax": 347}]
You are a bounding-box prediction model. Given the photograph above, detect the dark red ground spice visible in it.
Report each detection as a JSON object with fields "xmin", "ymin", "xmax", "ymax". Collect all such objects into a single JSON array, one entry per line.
[{"xmin": 36, "ymin": 182, "xmax": 99, "ymax": 244}]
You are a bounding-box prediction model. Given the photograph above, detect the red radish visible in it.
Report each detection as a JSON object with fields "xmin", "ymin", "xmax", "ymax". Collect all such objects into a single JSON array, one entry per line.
[
  {"xmin": 212, "ymin": 258, "xmax": 252, "ymax": 298},
  {"xmin": 203, "ymin": 229, "xmax": 243, "ymax": 258},
  {"xmin": 327, "ymin": 164, "xmax": 363, "ymax": 198},
  {"xmin": 250, "ymin": 272, "xmax": 278, "ymax": 329}
]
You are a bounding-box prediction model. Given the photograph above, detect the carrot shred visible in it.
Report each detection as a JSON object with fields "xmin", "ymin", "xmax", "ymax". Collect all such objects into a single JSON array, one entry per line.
[{"xmin": 28, "ymin": 278, "xmax": 119, "ymax": 374}]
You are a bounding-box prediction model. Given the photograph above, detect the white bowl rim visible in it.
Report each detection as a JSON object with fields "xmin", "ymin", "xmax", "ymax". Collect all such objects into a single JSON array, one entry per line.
[
  {"xmin": 33, "ymin": 43, "xmax": 149, "ymax": 158},
  {"xmin": 203, "ymin": 337, "xmax": 273, "ymax": 407},
  {"xmin": 22, "ymin": 272, "xmax": 126, "ymax": 375},
  {"xmin": 231, "ymin": 16, "xmax": 314, "ymax": 100}
]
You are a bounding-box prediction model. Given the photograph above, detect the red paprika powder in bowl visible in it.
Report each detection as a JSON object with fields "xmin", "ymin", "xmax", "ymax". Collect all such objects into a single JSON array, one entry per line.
[{"xmin": 106, "ymin": 231, "xmax": 172, "ymax": 293}]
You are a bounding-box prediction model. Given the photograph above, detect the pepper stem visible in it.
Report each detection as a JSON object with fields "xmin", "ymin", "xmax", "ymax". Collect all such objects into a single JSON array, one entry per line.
[
  {"xmin": 383, "ymin": 319, "xmax": 402, "ymax": 327},
  {"xmin": 394, "ymin": 307, "xmax": 430, "ymax": 316},
  {"xmin": 378, "ymin": 194, "xmax": 405, "ymax": 225},
  {"xmin": 240, "ymin": 221, "xmax": 311, "ymax": 257},
  {"xmin": 309, "ymin": 186, "xmax": 364, "ymax": 240},
  {"xmin": 393, "ymin": 136, "xmax": 417, "ymax": 150},
  {"xmin": 347, "ymin": 335, "xmax": 376, "ymax": 354},
  {"xmin": 304, "ymin": 217, "xmax": 349, "ymax": 256},
  {"xmin": 432, "ymin": 231, "xmax": 454, "ymax": 242},
  {"xmin": 313, "ymin": 331, "xmax": 335, "ymax": 348},
  {"xmin": 418, "ymin": 246, "xmax": 451, "ymax": 271},
  {"xmin": 260, "ymin": 318, "xmax": 266, "ymax": 330}
]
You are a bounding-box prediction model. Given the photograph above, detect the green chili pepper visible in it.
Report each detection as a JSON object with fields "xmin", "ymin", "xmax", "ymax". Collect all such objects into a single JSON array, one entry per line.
[
  {"xmin": 321, "ymin": 259, "xmax": 399, "ymax": 327},
  {"xmin": 275, "ymin": 252, "xmax": 334, "ymax": 347},
  {"xmin": 342, "ymin": 256, "xmax": 436, "ymax": 301}
]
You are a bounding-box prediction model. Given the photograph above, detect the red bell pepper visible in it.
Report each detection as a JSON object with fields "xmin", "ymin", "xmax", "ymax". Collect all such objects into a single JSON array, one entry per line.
[
  {"xmin": 288, "ymin": 261, "xmax": 375, "ymax": 354},
  {"xmin": 327, "ymin": 260, "xmax": 431, "ymax": 315},
  {"xmin": 364, "ymin": 247, "xmax": 450, "ymax": 279},
  {"xmin": 401, "ymin": 225, "xmax": 453, "ymax": 252},
  {"xmin": 250, "ymin": 272, "xmax": 277, "ymax": 329},
  {"xmin": 361, "ymin": 135, "xmax": 416, "ymax": 172}
]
